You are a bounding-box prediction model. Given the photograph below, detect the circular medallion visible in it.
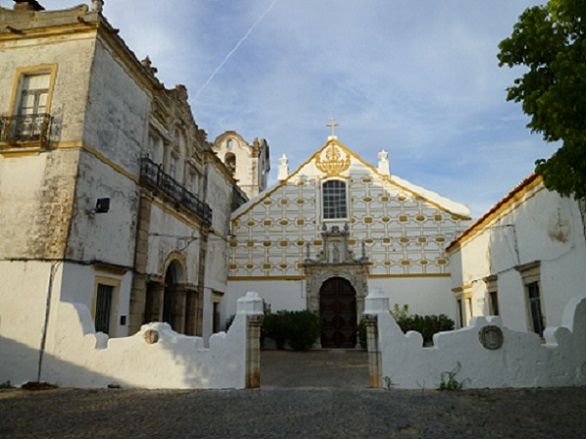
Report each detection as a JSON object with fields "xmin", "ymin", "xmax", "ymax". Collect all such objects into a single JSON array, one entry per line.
[
  {"xmin": 479, "ymin": 325, "xmax": 503, "ymax": 350},
  {"xmin": 143, "ymin": 329, "xmax": 159, "ymax": 344}
]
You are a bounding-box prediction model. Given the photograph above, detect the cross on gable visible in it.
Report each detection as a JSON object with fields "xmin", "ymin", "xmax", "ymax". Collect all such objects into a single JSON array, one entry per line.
[{"xmin": 326, "ymin": 118, "xmax": 339, "ymax": 137}]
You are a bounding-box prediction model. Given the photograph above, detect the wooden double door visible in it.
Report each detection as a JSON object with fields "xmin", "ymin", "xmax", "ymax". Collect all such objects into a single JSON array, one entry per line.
[{"xmin": 319, "ymin": 277, "xmax": 357, "ymax": 348}]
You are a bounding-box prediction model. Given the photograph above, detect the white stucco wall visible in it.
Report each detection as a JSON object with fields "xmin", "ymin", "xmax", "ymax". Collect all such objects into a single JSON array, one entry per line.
[
  {"xmin": 66, "ymin": 152, "xmax": 139, "ymax": 265},
  {"xmin": 1, "ymin": 293, "xmax": 263, "ymax": 389},
  {"xmin": 83, "ymin": 37, "xmax": 149, "ymax": 175},
  {"xmin": 449, "ymin": 181, "xmax": 586, "ymax": 330},
  {"xmin": 366, "ymin": 290, "xmax": 586, "ymax": 389},
  {"xmin": 59, "ymin": 262, "xmax": 133, "ymax": 337},
  {"xmin": 368, "ymin": 277, "xmax": 457, "ymax": 321},
  {"xmin": 225, "ymin": 280, "xmax": 306, "ymax": 321},
  {"xmin": 0, "ymin": 261, "xmax": 64, "ymax": 384},
  {"xmin": 145, "ymin": 202, "xmax": 201, "ymax": 284}
]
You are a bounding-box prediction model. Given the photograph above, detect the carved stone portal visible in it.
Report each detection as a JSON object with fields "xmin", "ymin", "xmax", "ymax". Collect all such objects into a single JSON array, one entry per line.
[{"xmin": 304, "ymin": 224, "xmax": 370, "ymax": 317}]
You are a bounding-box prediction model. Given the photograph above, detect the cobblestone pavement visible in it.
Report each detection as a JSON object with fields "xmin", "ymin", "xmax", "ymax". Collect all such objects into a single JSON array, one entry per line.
[
  {"xmin": 1, "ymin": 386, "xmax": 586, "ymax": 438},
  {"xmin": 1, "ymin": 350, "xmax": 585, "ymax": 438},
  {"xmin": 261, "ymin": 349, "xmax": 369, "ymax": 388}
]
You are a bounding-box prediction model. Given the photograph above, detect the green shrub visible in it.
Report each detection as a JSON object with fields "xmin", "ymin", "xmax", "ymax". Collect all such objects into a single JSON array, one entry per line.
[
  {"xmin": 262, "ymin": 311, "xmax": 290, "ymax": 349},
  {"xmin": 391, "ymin": 304, "xmax": 454, "ymax": 345},
  {"xmin": 262, "ymin": 310, "xmax": 320, "ymax": 351},
  {"xmin": 286, "ymin": 310, "xmax": 321, "ymax": 351}
]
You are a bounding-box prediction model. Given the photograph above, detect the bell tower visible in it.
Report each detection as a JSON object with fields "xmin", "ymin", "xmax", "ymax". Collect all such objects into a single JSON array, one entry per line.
[{"xmin": 212, "ymin": 131, "xmax": 270, "ymax": 199}]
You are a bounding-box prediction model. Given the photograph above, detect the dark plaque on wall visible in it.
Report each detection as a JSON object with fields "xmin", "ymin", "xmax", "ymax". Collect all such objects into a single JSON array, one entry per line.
[{"xmin": 479, "ymin": 325, "xmax": 504, "ymax": 350}]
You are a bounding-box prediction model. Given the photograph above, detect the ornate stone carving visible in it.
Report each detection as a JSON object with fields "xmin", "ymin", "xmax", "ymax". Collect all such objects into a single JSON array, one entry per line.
[
  {"xmin": 92, "ymin": 0, "xmax": 104, "ymax": 13},
  {"xmin": 315, "ymin": 144, "xmax": 350, "ymax": 176},
  {"xmin": 478, "ymin": 325, "xmax": 504, "ymax": 350},
  {"xmin": 304, "ymin": 224, "xmax": 370, "ymax": 316}
]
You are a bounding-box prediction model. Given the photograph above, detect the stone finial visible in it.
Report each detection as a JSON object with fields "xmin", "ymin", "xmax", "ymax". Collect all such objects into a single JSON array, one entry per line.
[
  {"xmin": 277, "ymin": 154, "xmax": 289, "ymax": 181},
  {"xmin": 92, "ymin": 0, "xmax": 104, "ymax": 13},
  {"xmin": 236, "ymin": 291, "xmax": 263, "ymax": 315},
  {"xmin": 172, "ymin": 84, "xmax": 188, "ymax": 102},
  {"xmin": 364, "ymin": 288, "xmax": 390, "ymax": 314},
  {"xmin": 141, "ymin": 56, "xmax": 158, "ymax": 75},
  {"xmin": 13, "ymin": 0, "xmax": 44, "ymax": 11},
  {"xmin": 377, "ymin": 149, "xmax": 390, "ymax": 176}
]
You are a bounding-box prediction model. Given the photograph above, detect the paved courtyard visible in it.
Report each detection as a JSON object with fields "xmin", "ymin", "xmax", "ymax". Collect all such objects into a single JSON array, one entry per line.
[
  {"xmin": 261, "ymin": 349, "xmax": 369, "ymax": 388},
  {"xmin": 0, "ymin": 351, "xmax": 585, "ymax": 438}
]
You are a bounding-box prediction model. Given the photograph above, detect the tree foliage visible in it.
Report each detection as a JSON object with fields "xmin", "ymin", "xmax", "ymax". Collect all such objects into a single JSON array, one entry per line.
[{"xmin": 497, "ymin": 0, "xmax": 586, "ymax": 198}]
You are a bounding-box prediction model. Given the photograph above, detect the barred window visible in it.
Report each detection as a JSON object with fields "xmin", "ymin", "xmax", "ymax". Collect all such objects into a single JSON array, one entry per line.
[{"xmin": 322, "ymin": 180, "xmax": 347, "ymax": 219}]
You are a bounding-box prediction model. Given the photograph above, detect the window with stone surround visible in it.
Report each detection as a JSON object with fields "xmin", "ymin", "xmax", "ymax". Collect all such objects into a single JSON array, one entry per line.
[
  {"xmin": 16, "ymin": 72, "xmax": 50, "ymax": 116},
  {"xmin": 516, "ymin": 261, "xmax": 545, "ymax": 336},
  {"xmin": 484, "ymin": 275, "xmax": 499, "ymax": 315},
  {"xmin": 322, "ymin": 179, "xmax": 347, "ymax": 219},
  {"xmin": 93, "ymin": 276, "xmax": 120, "ymax": 337}
]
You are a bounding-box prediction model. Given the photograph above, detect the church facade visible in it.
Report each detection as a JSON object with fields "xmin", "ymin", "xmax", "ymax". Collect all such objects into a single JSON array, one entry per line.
[{"xmin": 225, "ymin": 136, "xmax": 471, "ymax": 347}]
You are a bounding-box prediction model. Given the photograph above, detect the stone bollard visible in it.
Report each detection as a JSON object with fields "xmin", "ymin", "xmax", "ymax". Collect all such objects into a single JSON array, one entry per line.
[
  {"xmin": 363, "ymin": 288, "xmax": 390, "ymax": 389},
  {"xmin": 237, "ymin": 291, "xmax": 264, "ymax": 388}
]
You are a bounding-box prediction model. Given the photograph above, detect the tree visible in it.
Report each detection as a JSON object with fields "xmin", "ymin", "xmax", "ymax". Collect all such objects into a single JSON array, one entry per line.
[{"xmin": 497, "ymin": 0, "xmax": 586, "ymax": 200}]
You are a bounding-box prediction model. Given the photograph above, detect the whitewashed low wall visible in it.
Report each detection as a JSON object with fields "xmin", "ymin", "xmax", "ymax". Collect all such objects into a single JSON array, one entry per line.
[
  {"xmin": 365, "ymin": 290, "xmax": 586, "ymax": 389},
  {"xmin": 1, "ymin": 292, "xmax": 262, "ymax": 389}
]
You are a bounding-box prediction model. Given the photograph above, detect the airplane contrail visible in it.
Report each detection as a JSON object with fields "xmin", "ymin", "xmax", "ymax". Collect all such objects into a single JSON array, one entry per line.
[{"xmin": 194, "ymin": 0, "xmax": 279, "ymax": 102}]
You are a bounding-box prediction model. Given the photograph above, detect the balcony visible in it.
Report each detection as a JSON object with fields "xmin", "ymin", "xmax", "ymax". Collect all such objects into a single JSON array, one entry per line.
[
  {"xmin": 140, "ymin": 157, "xmax": 212, "ymax": 226},
  {"xmin": 0, "ymin": 113, "xmax": 51, "ymax": 146}
]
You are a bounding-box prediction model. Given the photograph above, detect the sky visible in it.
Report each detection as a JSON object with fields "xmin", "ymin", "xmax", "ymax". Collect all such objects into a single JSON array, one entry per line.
[{"xmin": 2, "ymin": 0, "xmax": 555, "ymax": 217}]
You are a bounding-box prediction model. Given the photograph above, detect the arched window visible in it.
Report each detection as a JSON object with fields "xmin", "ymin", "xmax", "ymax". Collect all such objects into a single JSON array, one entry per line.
[
  {"xmin": 322, "ymin": 180, "xmax": 347, "ymax": 219},
  {"xmin": 225, "ymin": 152, "xmax": 236, "ymax": 175},
  {"xmin": 226, "ymin": 139, "xmax": 235, "ymax": 150}
]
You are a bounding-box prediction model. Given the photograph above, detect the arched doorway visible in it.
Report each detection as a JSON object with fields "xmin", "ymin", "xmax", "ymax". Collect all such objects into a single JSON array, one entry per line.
[
  {"xmin": 162, "ymin": 260, "xmax": 183, "ymax": 329},
  {"xmin": 319, "ymin": 277, "xmax": 357, "ymax": 348}
]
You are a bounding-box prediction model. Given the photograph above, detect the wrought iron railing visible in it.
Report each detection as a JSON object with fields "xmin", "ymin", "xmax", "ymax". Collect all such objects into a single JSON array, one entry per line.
[
  {"xmin": 0, "ymin": 113, "xmax": 51, "ymax": 145},
  {"xmin": 140, "ymin": 157, "xmax": 212, "ymax": 225}
]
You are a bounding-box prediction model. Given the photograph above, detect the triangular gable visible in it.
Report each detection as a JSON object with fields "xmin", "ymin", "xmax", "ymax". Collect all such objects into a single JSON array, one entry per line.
[{"xmin": 232, "ymin": 137, "xmax": 471, "ymax": 221}]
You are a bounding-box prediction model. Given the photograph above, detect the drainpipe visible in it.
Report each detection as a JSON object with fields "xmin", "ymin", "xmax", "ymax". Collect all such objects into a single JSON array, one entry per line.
[{"xmin": 37, "ymin": 261, "xmax": 61, "ymax": 383}]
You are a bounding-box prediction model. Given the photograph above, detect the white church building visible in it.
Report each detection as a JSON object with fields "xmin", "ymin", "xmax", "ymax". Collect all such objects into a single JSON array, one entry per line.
[{"xmin": 223, "ymin": 135, "xmax": 472, "ymax": 347}]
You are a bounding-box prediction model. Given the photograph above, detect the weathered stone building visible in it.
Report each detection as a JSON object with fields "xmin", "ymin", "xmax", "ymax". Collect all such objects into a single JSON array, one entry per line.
[{"xmin": 0, "ymin": 0, "xmax": 247, "ymax": 371}]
